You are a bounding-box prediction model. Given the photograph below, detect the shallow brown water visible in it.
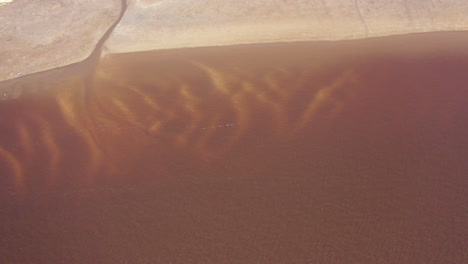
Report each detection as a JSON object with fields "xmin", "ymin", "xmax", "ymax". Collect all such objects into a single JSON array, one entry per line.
[{"xmin": 0, "ymin": 32, "xmax": 467, "ymax": 263}]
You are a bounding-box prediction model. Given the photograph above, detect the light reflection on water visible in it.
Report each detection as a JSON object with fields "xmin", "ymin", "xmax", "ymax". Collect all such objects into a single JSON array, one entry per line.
[{"xmin": 0, "ymin": 32, "xmax": 467, "ymax": 263}]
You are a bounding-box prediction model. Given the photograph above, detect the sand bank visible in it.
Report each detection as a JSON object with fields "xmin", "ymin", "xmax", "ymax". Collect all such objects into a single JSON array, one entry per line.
[
  {"xmin": 103, "ymin": 0, "xmax": 468, "ymax": 53},
  {"xmin": 1, "ymin": 0, "xmax": 468, "ymax": 82},
  {"xmin": 0, "ymin": 0, "xmax": 122, "ymax": 82}
]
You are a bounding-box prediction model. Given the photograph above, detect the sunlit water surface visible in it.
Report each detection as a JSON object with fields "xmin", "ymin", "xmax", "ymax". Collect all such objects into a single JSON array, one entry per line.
[{"xmin": 0, "ymin": 32, "xmax": 467, "ymax": 263}]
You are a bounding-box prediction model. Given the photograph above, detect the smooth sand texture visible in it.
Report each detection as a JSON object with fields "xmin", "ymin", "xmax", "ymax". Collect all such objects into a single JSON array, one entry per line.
[
  {"xmin": 0, "ymin": 0, "xmax": 14, "ymax": 7},
  {"xmin": 0, "ymin": 0, "xmax": 122, "ymax": 82},
  {"xmin": 1, "ymin": 0, "xmax": 468, "ymax": 82},
  {"xmin": 104, "ymin": 0, "xmax": 468, "ymax": 54},
  {"xmin": 0, "ymin": 32, "xmax": 467, "ymax": 263}
]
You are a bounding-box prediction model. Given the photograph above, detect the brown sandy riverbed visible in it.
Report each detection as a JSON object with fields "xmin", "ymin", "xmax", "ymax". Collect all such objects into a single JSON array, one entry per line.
[{"xmin": 0, "ymin": 32, "xmax": 467, "ymax": 263}]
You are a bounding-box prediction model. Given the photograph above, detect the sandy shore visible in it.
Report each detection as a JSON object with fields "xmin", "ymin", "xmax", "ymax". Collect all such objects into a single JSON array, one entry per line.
[
  {"xmin": 1, "ymin": 0, "xmax": 468, "ymax": 82},
  {"xmin": 103, "ymin": 0, "xmax": 468, "ymax": 54},
  {"xmin": 0, "ymin": 0, "xmax": 122, "ymax": 82}
]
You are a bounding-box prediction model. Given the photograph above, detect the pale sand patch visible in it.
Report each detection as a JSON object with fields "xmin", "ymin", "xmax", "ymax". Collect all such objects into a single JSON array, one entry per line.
[
  {"xmin": 103, "ymin": 0, "xmax": 468, "ymax": 54},
  {"xmin": 0, "ymin": 0, "xmax": 13, "ymax": 7},
  {"xmin": 0, "ymin": 0, "xmax": 122, "ymax": 82},
  {"xmin": 1, "ymin": 0, "xmax": 468, "ymax": 82}
]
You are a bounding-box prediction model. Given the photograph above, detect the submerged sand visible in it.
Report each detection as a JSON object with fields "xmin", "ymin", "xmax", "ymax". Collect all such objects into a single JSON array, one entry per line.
[{"xmin": 0, "ymin": 32, "xmax": 467, "ymax": 263}]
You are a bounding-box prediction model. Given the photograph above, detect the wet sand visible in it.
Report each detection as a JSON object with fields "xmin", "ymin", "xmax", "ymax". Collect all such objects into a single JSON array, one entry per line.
[{"xmin": 0, "ymin": 32, "xmax": 467, "ymax": 263}]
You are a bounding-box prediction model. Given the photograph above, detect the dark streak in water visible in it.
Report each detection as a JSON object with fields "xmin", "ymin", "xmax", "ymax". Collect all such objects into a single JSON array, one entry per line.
[
  {"xmin": 89, "ymin": 0, "xmax": 129, "ymax": 65},
  {"xmin": 83, "ymin": 0, "xmax": 129, "ymax": 157}
]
